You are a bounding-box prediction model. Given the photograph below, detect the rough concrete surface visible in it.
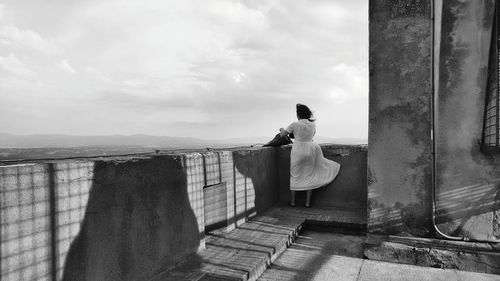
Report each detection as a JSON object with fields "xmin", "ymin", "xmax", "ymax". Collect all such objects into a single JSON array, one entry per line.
[
  {"xmin": 368, "ymin": 0, "xmax": 433, "ymax": 237},
  {"xmin": 368, "ymin": 0, "xmax": 500, "ymax": 242},
  {"xmin": 257, "ymin": 230, "xmax": 365, "ymax": 281},
  {"xmin": 62, "ymin": 156, "xmax": 202, "ymax": 281},
  {"xmin": 257, "ymin": 222, "xmax": 500, "ymax": 281},
  {"xmin": 232, "ymin": 148, "xmax": 279, "ymax": 217},
  {"xmin": 150, "ymin": 205, "xmax": 365, "ymax": 281},
  {"xmin": 435, "ymin": 0, "xmax": 500, "ymax": 242},
  {"xmin": 277, "ymin": 144, "xmax": 367, "ymax": 210},
  {"xmin": 1, "ymin": 145, "xmax": 366, "ymax": 281},
  {"xmin": 364, "ymin": 238, "xmax": 500, "ymax": 275},
  {"xmin": 59, "ymin": 148, "xmax": 283, "ymax": 281},
  {"xmin": 149, "ymin": 205, "xmax": 499, "ymax": 281}
]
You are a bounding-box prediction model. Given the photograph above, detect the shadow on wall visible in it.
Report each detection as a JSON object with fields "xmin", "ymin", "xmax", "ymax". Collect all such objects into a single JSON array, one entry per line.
[
  {"xmin": 143, "ymin": 148, "xmax": 283, "ymax": 280},
  {"xmin": 367, "ymin": 161, "xmax": 432, "ymax": 237},
  {"xmin": 62, "ymin": 156, "xmax": 200, "ymax": 281},
  {"xmin": 231, "ymin": 148, "xmax": 279, "ymax": 219},
  {"xmin": 367, "ymin": 174, "xmax": 431, "ymax": 238},
  {"xmin": 436, "ymin": 181, "xmax": 500, "ymax": 238},
  {"xmin": 367, "ymin": 200, "xmax": 430, "ymax": 237}
]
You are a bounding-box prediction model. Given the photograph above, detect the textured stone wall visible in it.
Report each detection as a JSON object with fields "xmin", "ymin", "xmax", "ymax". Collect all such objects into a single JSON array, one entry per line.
[
  {"xmin": 368, "ymin": 0, "xmax": 433, "ymax": 237},
  {"xmin": 232, "ymin": 148, "xmax": 279, "ymax": 220},
  {"xmin": 0, "ymin": 148, "xmax": 280, "ymax": 281},
  {"xmin": 369, "ymin": 0, "xmax": 500, "ymax": 241},
  {"xmin": 1, "ymin": 144, "xmax": 366, "ymax": 280},
  {"xmin": 435, "ymin": 0, "xmax": 500, "ymax": 241},
  {"xmin": 61, "ymin": 156, "xmax": 203, "ymax": 281}
]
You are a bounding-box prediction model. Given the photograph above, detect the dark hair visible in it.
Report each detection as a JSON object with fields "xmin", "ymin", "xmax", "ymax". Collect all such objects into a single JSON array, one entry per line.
[{"xmin": 296, "ymin": 103, "xmax": 314, "ymax": 121}]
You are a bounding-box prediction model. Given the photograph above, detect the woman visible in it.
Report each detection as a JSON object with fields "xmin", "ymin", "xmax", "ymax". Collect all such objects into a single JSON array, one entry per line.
[{"xmin": 279, "ymin": 104, "xmax": 340, "ymax": 207}]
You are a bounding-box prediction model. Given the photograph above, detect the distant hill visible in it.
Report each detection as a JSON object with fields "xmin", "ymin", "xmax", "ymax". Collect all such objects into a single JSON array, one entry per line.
[
  {"xmin": 222, "ymin": 136, "xmax": 367, "ymax": 145},
  {"xmin": 0, "ymin": 133, "xmax": 367, "ymax": 161},
  {"xmin": 0, "ymin": 133, "xmax": 216, "ymax": 149},
  {"xmin": 0, "ymin": 133, "xmax": 366, "ymax": 149},
  {"xmin": 0, "ymin": 132, "xmax": 366, "ymax": 149}
]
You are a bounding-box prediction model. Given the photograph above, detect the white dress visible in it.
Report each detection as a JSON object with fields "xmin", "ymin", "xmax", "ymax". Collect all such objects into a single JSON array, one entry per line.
[{"xmin": 286, "ymin": 119, "xmax": 340, "ymax": 191}]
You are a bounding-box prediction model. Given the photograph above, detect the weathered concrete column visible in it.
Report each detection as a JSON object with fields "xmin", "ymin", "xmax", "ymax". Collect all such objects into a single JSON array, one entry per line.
[
  {"xmin": 435, "ymin": 0, "xmax": 500, "ymax": 241},
  {"xmin": 368, "ymin": 0, "xmax": 433, "ymax": 237}
]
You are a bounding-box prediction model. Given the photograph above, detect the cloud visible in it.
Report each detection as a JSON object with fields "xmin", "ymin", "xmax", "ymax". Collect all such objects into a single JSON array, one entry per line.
[
  {"xmin": 0, "ymin": 0, "xmax": 368, "ymax": 138},
  {"xmin": 0, "ymin": 25, "xmax": 59, "ymax": 54},
  {"xmin": 120, "ymin": 77, "xmax": 150, "ymax": 88},
  {"xmin": 58, "ymin": 59, "xmax": 76, "ymax": 74},
  {"xmin": 84, "ymin": 66, "xmax": 113, "ymax": 83},
  {"xmin": 97, "ymin": 90, "xmax": 194, "ymax": 111},
  {"xmin": 0, "ymin": 53, "xmax": 34, "ymax": 77},
  {"xmin": 328, "ymin": 63, "xmax": 368, "ymax": 103}
]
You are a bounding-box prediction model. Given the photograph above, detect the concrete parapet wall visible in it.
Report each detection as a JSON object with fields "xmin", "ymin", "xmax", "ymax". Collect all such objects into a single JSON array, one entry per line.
[
  {"xmin": 1, "ymin": 162, "xmax": 95, "ymax": 281},
  {"xmin": 0, "ymin": 147, "xmax": 279, "ymax": 281},
  {"xmin": 1, "ymin": 144, "xmax": 364, "ymax": 280},
  {"xmin": 276, "ymin": 144, "xmax": 367, "ymax": 210},
  {"xmin": 63, "ymin": 156, "xmax": 202, "ymax": 281}
]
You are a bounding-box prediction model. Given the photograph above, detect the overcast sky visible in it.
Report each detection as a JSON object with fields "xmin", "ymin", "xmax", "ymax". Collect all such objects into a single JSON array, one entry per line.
[{"xmin": 0, "ymin": 0, "xmax": 367, "ymax": 140}]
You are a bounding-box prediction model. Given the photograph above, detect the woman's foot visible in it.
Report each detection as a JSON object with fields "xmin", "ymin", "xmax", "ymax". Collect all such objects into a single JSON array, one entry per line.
[
  {"xmin": 304, "ymin": 203, "xmax": 311, "ymax": 208},
  {"xmin": 288, "ymin": 202, "xmax": 296, "ymax": 207}
]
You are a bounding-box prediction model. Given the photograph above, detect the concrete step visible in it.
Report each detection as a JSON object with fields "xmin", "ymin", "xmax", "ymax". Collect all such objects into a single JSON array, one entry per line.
[
  {"xmin": 364, "ymin": 234, "xmax": 500, "ymax": 275},
  {"xmin": 146, "ymin": 205, "xmax": 366, "ymax": 281}
]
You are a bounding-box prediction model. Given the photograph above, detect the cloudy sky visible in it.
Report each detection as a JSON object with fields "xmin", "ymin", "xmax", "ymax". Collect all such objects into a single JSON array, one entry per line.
[{"xmin": 0, "ymin": 0, "xmax": 367, "ymax": 140}]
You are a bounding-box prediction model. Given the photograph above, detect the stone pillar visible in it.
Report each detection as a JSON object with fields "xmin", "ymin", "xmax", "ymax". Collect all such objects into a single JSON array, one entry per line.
[{"xmin": 368, "ymin": 0, "xmax": 433, "ymax": 237}]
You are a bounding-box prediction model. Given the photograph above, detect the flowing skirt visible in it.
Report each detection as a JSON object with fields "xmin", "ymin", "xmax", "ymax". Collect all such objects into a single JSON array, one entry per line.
[{"xmin": 289, "ymin": 141, "xmax": 340, "ymax": 191}]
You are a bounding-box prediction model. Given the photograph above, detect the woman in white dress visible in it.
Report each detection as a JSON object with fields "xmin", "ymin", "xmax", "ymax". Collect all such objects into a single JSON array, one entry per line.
[{"xmin": 279, "ymin": 104, "xmax": 341, "ymax": 207}]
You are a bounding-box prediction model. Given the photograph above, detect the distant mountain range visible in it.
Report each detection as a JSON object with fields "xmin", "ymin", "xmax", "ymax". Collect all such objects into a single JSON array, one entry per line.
[
  {"xmin": 0, "ymin": 132, "xmax": 367, "ymax": 149},
  {"xmin": 0, "ymin": 133, "xmax": 215, "ymax": 149}
]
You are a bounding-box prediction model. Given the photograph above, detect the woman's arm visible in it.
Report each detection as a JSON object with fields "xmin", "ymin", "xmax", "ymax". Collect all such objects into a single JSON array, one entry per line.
[{"xmin": 279, "ymin": 128, "xmax": 289, "ymax": 137}]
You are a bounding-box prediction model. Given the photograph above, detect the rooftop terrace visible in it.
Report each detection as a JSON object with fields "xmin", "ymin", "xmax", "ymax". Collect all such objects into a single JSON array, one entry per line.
[{"xmin": 1, "ymin": 144, "xmax": 499, "ymax": 281}]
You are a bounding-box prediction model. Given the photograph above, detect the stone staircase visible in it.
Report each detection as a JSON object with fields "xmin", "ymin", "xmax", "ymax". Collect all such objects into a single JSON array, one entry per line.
[{"xmin": 145, "ymin": 204, "xmax": 366, "ymax": 281}]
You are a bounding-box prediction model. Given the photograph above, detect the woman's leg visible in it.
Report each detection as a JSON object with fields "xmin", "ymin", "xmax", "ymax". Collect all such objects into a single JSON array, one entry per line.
[
  {"xmin": 290, "ymin": 191, "xmax": 296, "ymax": 206},
  {"xmin": 305, "ymin": 190, "xmax": 312, "ymax": 207}
]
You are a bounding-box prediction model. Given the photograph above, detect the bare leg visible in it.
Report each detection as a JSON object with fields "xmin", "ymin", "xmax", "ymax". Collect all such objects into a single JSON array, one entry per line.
[
  {"xmin": 290, "ymin": 191, "xmax": 296, "ymax": 206},
  {"xmin": 305, "ymin": 190, "xmax": 312, "ymax": 207}
]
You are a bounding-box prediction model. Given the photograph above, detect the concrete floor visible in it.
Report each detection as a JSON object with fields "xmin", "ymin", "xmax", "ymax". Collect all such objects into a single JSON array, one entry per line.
[
  {"xmin": 257, "ymin": 230, "xmax": 500, "ymax": 281},
  {"xmin": 150, "ymin": 205, "xmax": 499, "ymax": 281}
]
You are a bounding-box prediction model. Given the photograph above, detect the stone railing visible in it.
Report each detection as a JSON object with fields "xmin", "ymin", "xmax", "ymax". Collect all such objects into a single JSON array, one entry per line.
[{"xmin": 0, "ymin": 144, "xmax": 366, "ymax": 281}]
